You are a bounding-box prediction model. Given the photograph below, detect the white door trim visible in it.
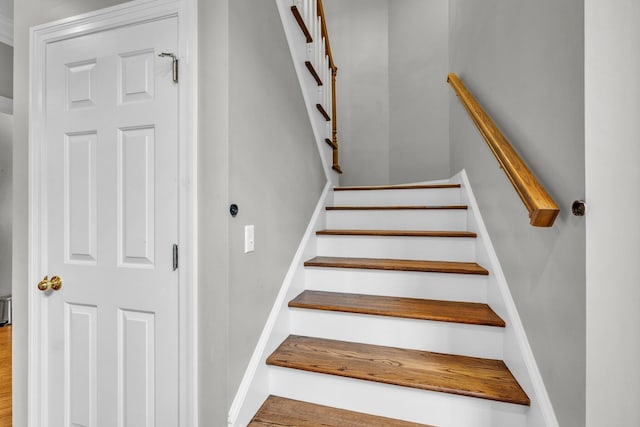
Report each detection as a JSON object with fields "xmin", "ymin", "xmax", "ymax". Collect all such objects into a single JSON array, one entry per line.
[{"xmin": 27, "ymin": 1, "xmax": 198, "ymax": 426}]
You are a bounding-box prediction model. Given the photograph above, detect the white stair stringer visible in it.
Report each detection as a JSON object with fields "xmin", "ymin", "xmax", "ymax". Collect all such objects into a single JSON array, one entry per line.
[
  {"xmin": 452, "ymin": 170, "xmax": 559, "ymax": 427},
  {"xmin": 228, "ymin": 173, "xmax": 559, "ymax": 427}
]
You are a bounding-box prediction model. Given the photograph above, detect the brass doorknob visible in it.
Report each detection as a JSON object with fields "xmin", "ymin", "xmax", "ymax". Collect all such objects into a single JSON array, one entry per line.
[
  {"xmin": 50, "ymin": 276, "xmax": 62, "ymax": 291},
  {"xmin": 37, "ymin": 275, "xmax": 63, "ymax": 292},
  {"xmin": 37, "ymin": 276, "xmax": 50, "ymax": 291}
]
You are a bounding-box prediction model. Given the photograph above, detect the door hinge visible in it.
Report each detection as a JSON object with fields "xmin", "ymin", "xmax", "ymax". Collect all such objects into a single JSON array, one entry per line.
[
  {"xmin": 172, "ymin": 244, "xmax": 179, "ymax": 271},
  {"xmin": 159, "ymin": 52, "xmax": 179, "ymax": 83}
]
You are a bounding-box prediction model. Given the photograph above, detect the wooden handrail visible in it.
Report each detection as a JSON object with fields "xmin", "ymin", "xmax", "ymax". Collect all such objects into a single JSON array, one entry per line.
[
  {"xmin": 317, "ymin": 0, "xmax": 336, "ymax": 72},
  {"xmin": 447, "ymin": 73, "xmax": 559, "ymax": 227},
  {"xmin": 317, "ymin": 0, "xmax": 340, "ymax": 173}
]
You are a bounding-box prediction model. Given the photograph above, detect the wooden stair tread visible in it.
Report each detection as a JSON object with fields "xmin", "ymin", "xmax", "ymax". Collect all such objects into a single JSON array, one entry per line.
[
  {"xmin": 267, "ymin": 335, "xmax": 530, "ymax": 406},
  {"xmin": 326, "ymin": 205, "xmax": 468, "ymax": 211},
  {"xmin": 334, "ymin": 184, "xmax": 461, "ymax": 191},
  {"xmin": 289, "ymin": 290, "xmax": 505, "ymax": 327},
  {"xmin": 249, "ymin": 395, "xmax": 431, "ymax": 426},
  {"xmin": 316, "ymin": 229, "xmax": 477, "ymax": 238},
  {"xmin": 304, "ymin": 256, "xmax": 489, "ymax": 275}
]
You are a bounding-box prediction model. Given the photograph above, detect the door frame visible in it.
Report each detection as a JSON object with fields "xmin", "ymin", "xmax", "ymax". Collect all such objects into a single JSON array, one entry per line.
[{"xmin": 27, "ymin": 1, "xmax": 199, "ymax": 426}]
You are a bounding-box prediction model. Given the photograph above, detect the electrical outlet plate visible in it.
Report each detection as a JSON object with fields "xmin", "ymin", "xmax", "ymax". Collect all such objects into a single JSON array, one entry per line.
[{"xmin": 244, "ymin": 225, "xmax": 255, "ymax": 253}]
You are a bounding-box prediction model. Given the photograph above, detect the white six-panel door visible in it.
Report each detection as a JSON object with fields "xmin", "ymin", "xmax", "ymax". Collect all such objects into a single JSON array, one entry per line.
[{"xmin": 42, "ymin": 17, "xmax": 179, "ymax": 427}]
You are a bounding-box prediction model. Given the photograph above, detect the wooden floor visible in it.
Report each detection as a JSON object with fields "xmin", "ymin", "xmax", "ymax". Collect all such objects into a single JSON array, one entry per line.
[{"xmin": 0, "ymin": 326, "xmax": 11, "ymax": 427}]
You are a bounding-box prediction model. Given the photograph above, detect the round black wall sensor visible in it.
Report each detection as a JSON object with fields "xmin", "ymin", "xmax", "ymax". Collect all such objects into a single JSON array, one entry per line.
[{"xmin": 229, "ymin": 203, "xmax": 239, "ymax": 217}]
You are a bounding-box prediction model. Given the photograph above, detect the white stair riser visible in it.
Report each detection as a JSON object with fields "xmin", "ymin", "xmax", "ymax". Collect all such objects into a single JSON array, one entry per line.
[
  {"xmin": 333, "ymin": 188, "xmax": 461, "ymax": 206},
  {"xmin": 269, "ymin": 367, "xmax": 528, "ymax": 427},
  {"xmin": 305, "ymin": 268, "xmax": 488, "ymax": 303},
  {"xmin": 326, "ymin": 209, "xmax": 468, "ymax": 230},
  {"xmin": 290, "ymin": 309, "xmax": 504, "ymax": 359},
  {"xmin": 316, "ymin": 235, "xmax": 476, "ymax": 262}
]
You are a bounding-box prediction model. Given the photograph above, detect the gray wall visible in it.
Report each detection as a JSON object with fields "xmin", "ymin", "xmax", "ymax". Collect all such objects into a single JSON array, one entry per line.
[
  {"xmin": 389, "ymin": 0, "xmax": 449, "ymax": 184},
  {"xmin": 227, "ymin": 0, "xmax": 325, "ymax": 410},
  {"xmin": 0, "ymin": 42, "xmax": 11, "ymax": 99},
  {"xmin": 199, "ymin": 1, "xmax": 327, "ymax": 422},
  {"xmin": 198, "ymin": 0, "xmax": 230, "ymax": 424},
  {"xmin": 324, "ymin": 0, "xmax": 449, "ymax": 186},
  {"xmin": 0, "ymin": 0, "xmax": 12, "ymax": 21},
  {"xmin": 585, "ymin": 1, "xmax": 640, "ymax": 425},
  {"xmin": 199, "ymin": 2, "xmax": 327, "ymax": 424},
  {"xmin": 0, "ymin": 113, "xmax": 10, "ymax": 297},
  {"xmin": 449, "ymin": 1, "xmax": 585, "ymax": 426},
  {"xmin": 324, "ymin": 0, "xmax": 390, "ymax": 185}
]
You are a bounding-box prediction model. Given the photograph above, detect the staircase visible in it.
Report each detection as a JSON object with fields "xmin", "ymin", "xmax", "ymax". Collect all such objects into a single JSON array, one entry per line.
[
  {"xmin": 229, "ymin": 2, "xmax": 558, "ymax": 424},
  {"xmin": 229, "ymin": 178, "xmax": 551, "ymax": 426}
]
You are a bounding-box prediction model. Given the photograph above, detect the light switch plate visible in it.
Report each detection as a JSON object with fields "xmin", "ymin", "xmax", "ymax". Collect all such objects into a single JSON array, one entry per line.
[{"xmin": 244, "ymin": 225, "xmax": 255, "ymax": 253}]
